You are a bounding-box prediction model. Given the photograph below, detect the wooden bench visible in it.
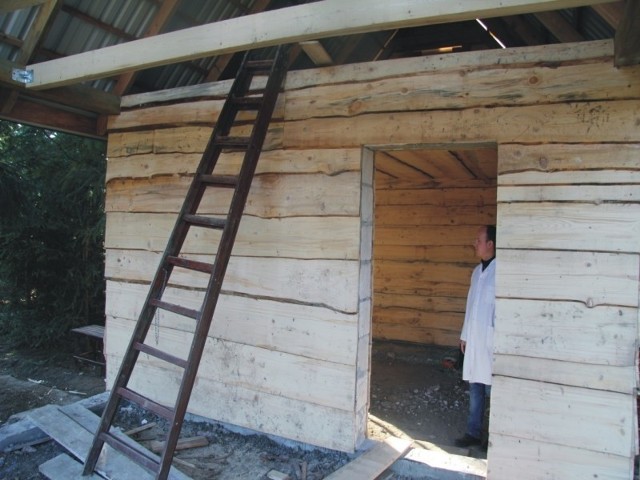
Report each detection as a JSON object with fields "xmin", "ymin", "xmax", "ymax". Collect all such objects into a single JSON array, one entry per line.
[{"xmin": 70, "ymin": 324, "xmax": 105, "ymax": 375}]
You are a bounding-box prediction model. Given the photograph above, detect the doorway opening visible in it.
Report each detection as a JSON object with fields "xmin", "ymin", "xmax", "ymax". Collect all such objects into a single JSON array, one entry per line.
[{"xmin": 366, "ymin": 144, "xmax": 497, "ymax": 456}]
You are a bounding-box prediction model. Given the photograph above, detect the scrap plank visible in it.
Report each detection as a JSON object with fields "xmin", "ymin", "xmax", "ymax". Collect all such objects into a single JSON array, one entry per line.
[
  {"xmin": 60, "ymin": 403, "xmax": 190, "ymax": 480},
  {"xmin": 28, "ymin": 404, "xmax": 189, "ymax": 480},
  {"xmin": 324, "ymin": 437, "xmax": 412, "ymax": 480},
  {"xmin": 39, "ymin": 453, "xmax": 102, "ymax": 480}
]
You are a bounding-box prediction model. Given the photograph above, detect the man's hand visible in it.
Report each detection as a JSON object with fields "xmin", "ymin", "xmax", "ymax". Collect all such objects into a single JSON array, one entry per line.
[{"xmin": 459, "ymin": 340, "xmax": 466, "ymax": 354}]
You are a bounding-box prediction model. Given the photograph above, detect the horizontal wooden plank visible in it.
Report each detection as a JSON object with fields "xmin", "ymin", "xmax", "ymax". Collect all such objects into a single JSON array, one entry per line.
[
  {"xmin": 108, "ymin": 96, "xmax": 284, "ymax": 131},
  {"xmin": 104, "ymin": 358, "xmax": 357, "ymax": 452},
  {"xmin": 372, "ymin": 323, "xmax": 460, "ymax": 346},
  {"xmin": 374, "ymin": 244, "xmax": 476, "ymax": 263},
  {"xmin": 105, "ymin": 212, "xmax": 360, "ymax": 260},
  {"xmin": 106, "ymin": 281, "xmax": 358, "ymax": 365},
  {"xmin": 488, "ymin": 433, "xmax": 633, "ymax": 480},
  {"xmin": 106, "ymin": 171, "xmax": 361, "ymax": 217},
  {"xmin": 373, "ymin": 292, "xmax": 466, "ymax": 313},
  {"xmin": 374, "ymin": 259, "xmax": 472, "ymax": 290},
  {"xmin": 498, "ymin": 185, "xmax": 640, "ymax": 202},
  {"xmin": 107, "ymin": 124, "xmax": 283, "ymax": 158},
  {"xmin": 376, "ymin": 187, "xmax": 496, "ymax": 207},
  {"xmin": 105, "ymin": 250, "xmax": 360, "ymax": 313},
  {"xmin": 493, "ymin": 354, "xmax": 636, "ymax": 394},
  {"xmin": 498, "ymin": 143, "xmax": 640, "ymax": 176},
  {"xmin": 375, "ymin": 225, "xmax": 482, "ymax": 247},
  {"xmin": 490, "ymin": 376, "xmax": 636, "ymax": 457},
  {"xmin": 376, "ymin": 204, "xmax": 496, "ymax": 227},
  {"xmin": 498, "ymin": 203, "xmax": 640, "ymax": 253},
  {"xmin": 496, "ymin": 249, "xmax": 639, "ymax": 307},
  {"xmin": 284, "ymin": 61, "xmax": 640, "ymax": 121},
  {"xmin": 373, "ymin": 307, "xmax": 464, "ymax": 331},
  {"xmin": 124, "ymin": 41, "xmax": 613, "ymax": 106},
  {"xmin": 495, "ymin": 298, "xmax": 637, "ymax": 366},
  {"xmin": 107, "ymin": 316, "xmax": 356, "ymax": 411},
  {"xmin": 283, "ymin": 101, "xmax": 640, "ymax": 149},
  {"xmin": 106, "ymin": 148, "xmax": 362, "ymax": 182}
]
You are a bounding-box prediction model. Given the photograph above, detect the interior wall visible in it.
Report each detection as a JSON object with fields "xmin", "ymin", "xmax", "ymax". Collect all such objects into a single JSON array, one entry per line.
[
  {"xmin": 104, "ymin": 39, "xmax": 640, "ymax": 475},
  {"xmin": 372, "ymin": 147, "xmax": 497, "ymax": 346}
]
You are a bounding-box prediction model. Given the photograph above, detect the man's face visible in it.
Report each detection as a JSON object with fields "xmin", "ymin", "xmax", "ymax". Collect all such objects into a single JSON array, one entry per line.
[{"xmin": 474, "ymin": 226, "xmax": 494, "ymax": 261}]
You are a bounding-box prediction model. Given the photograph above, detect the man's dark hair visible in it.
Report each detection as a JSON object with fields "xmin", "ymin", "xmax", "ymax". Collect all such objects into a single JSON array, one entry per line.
[{"xmin": 486, "ymin": 225, "xmax": 496, "ymax": 245}]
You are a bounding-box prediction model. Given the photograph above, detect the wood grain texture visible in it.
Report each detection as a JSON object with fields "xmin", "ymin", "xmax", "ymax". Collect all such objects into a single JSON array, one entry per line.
[
  {"xmin": 106, "ymin": 281, "xmax": 358, "ymax": 365},
  {"xmin": 283, "ymin": 101, "xmax": 640, "ymax": 149},
  {"xmin": 490, "ymin": 376, "xmax": 636, "ymax": 457},
  {"xmin": 488, "ymin": 433, "xmax": 633, "ymax": 480},
  {"xmin": 105, "ymin": 250, "xmax": 360, "ymax": 313},
  {"xmin": 498, "ymin": 203, "xmax": 640, "ymax": 252},
  {"xmin": 495, "ymin": 298, "xmax": 637, "ymax": 366},
  {"xmin": 496, "ymin": 249, "xmax": 639, "ymax": 307}
]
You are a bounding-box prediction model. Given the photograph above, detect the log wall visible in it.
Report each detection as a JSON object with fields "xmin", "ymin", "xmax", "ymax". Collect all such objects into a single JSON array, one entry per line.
[
  {"xmin": 106, "ymin": 39, "xmax": 640, "ymax": 476},
  {"xmin": 373, "ymin": 148, "xmax": 497, "ymax": 346}
]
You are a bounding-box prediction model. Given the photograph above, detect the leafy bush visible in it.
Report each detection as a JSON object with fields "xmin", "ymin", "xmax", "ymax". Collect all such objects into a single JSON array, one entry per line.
[{"xmin": 0, "ymin": 121, "xmax": 106, "ymax": 348}]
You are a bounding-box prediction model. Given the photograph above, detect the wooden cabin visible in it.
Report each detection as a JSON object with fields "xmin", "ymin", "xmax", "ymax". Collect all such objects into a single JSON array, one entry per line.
[
  {"xmin": 100, "ymin": 38, "xmax": 640, "ymax": 477},
  {"xmin": 1, "ymin": 1, "xmax": 639, "ymax": 478}
]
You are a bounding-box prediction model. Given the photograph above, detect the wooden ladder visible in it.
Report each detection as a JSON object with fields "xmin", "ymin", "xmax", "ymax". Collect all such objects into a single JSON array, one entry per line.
[{"xmin": 83, "ymin": 45, "xmax": 290, "ymax": 480}]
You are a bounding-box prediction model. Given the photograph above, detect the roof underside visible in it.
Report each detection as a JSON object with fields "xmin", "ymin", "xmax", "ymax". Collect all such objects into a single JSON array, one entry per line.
[{"xmin": 0, "ymin": 0, "xmax": 637, "ymax": 138}]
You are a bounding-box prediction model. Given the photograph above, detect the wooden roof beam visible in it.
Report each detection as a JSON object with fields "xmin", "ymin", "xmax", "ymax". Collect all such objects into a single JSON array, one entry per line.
[
  {"xmin": 0, "ymin": 59, "xmax": 120, "ymax": 114},
  {"xmin": 591, "ymin": 1, "xmax": 624, "ymax": 29},
  {"xmin": 0, "ymin": 97, "xmax": 101, "ymax": 138},
  {"xmin": 614, "ymin": 0, "xmax": 640, "ymax": 66},
  {"xmin": 534, "ymin": 11, "xmax": 584, "ymax": 43},
  {"xmin": 1, "ymin": 0, "xmax": 59, "ymax": 114},
  {"xmin": 203, "ymin": 0, "xmax": 273, "ymax": 83},
  {"xmin": 24, "ymin": 0, "xmax": 614, "ymax": 90},
  {"xmin": 111, "ymin": 0, "xmax": 181, "ymax": 96}
]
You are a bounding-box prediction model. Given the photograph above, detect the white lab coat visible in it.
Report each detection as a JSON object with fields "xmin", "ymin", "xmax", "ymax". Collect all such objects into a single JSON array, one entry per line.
[{"xmin": 460, "ymin": 259, "xmax": 496, "ymax": 385}]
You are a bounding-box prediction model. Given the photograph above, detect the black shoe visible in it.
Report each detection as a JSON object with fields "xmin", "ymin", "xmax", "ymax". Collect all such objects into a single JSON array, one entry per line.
[{"xmin": 454, "ymin": 433, "xmax": 481, "ymax": 448}]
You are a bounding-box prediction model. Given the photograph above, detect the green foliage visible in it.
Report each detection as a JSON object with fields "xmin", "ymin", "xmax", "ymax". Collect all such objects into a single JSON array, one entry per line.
[{"xmin": 0, "ymin": 121, "xmax": 106, "ymax": 348}]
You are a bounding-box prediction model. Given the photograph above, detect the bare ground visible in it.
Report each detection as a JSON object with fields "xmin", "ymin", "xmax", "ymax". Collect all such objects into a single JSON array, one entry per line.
[{"xmin": 0, "ymin": 340, "xmax": 475, "ymax": 479}]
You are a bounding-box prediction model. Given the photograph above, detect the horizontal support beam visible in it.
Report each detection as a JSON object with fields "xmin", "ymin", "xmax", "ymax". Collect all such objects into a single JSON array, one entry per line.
[
  {"xmin": 26, "ymin": 0, "xmax": 612, "ymax": 89},
  {"xmin": 0, "ymin": 59, "xmax": 120, "ymax": 114},
  {"xmin": 0, "ymin": 97, "xmax": 103, "ymax": 139}
]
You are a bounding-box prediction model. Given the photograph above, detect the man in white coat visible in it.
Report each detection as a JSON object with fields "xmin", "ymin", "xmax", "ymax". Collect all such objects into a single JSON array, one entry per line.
[{"xmin": 454, "ymin": 225, "xmax": 496, "ymax": 448}]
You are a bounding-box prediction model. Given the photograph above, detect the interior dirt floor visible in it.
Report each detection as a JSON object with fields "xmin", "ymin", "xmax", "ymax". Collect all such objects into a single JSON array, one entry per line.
[{"xmin": 0, "ymin": 339, "xmax": 479, "ymax": 479}]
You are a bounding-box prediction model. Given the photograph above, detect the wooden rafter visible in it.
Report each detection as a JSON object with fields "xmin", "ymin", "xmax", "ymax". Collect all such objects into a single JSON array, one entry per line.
[
  {"xmin": 614, "ymin": 0, "xmax": 640, "ymax": 67},
  {"xmin": 24, "ymin": 0, "xmax": 614, "ymax": 90},
  {"xmin": 534, "ymin": 11, "xmax": 584, "ymax": 43},
  {"xmin": 591, "ymin": 1, "xmax": 624, "ymax": 29},
  {"xmin": 0, "ymin": 97, "xmax": 99, "ymax": 137},
  {"xmin": 1, "ymin": 0, "xmax": 59, "ymax": 114}
]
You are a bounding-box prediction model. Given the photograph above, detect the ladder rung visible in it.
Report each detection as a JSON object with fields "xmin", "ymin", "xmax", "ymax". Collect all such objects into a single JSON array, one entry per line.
[
  {"xmin": 246, "ymin": 59, "xmax": 273, "ymax": 71},
  {"xmin": 231, "ymin": 96, "xmax": 264, "ymax": 109},
  {"xmin": 216, "ymin": 136, "xmax": 251, "ymax": 148},
  {"xmin": 166, "ymin": 255, "xmax": 214, "ymax": 273},
  {"xmin": 150, "ymin": 298, "xmax": 199, "ymax": 319},
  {"xmin": 117, "ymin": 386, "xmax": 174, "ymax": 420},
  {"xmin": 183, "ymin": 214, "xmax": 226, "ymax": 229},
  {"xmin": 135, "ymin": 342, "xmax": 188, "ymax": 369},
  {"xmin": 199, "ymin": 174, "xmax": 238, "ymax": 188},
  {"xmin": 100, "ymin": 431, "xmax": 160, "ymax": 473}
]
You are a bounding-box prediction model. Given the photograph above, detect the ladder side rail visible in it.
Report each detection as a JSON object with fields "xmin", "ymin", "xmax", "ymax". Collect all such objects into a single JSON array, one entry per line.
[
  {"xmin": 83, "ymin": 49, "xmax": 256, "ymax": 477},
  {"xmin": 155, "ymin": 44, "xmax": 290, "ymax": 479}
]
